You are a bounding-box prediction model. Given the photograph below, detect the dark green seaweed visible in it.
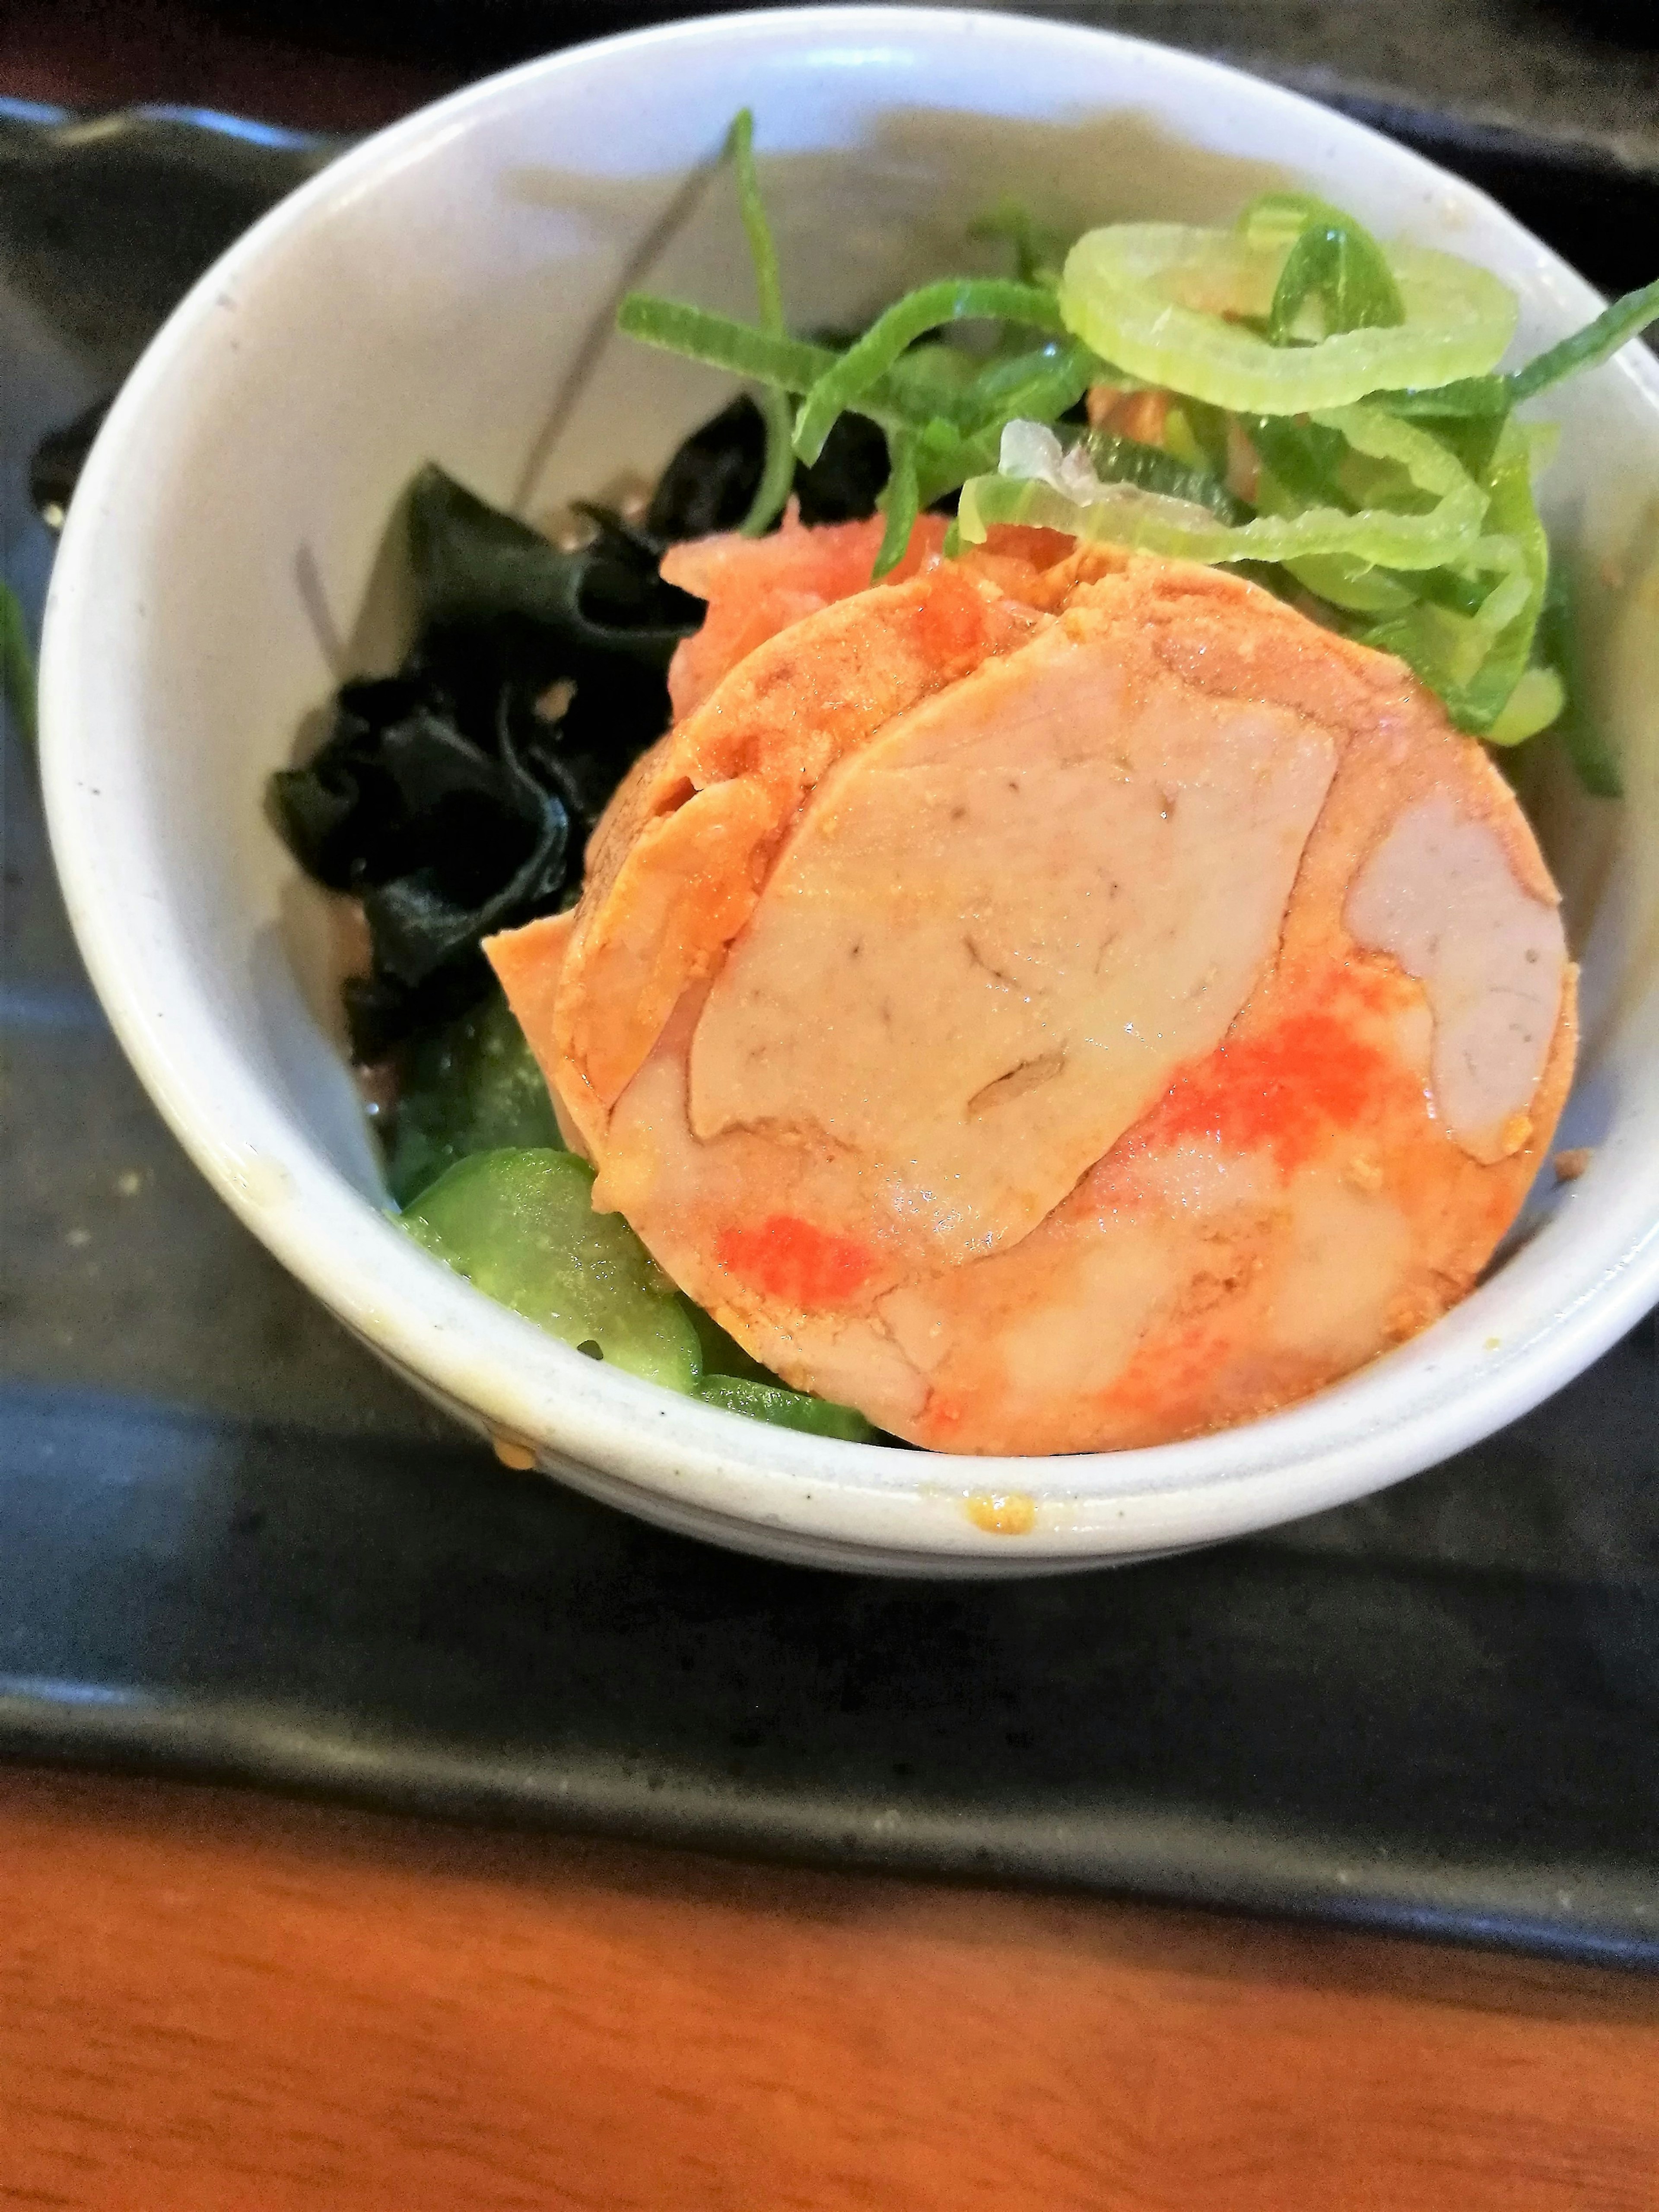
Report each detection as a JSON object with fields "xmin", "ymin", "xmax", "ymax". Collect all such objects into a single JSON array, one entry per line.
[
  {"xmin": 271, "ymin": 397, "xmax": 896, "ymax": 1066},
  {"xmin": 645, "ymin": 394, "xmax": 892, "ymax": 538},
  {"xmin": 271, "ymin": 464, "xmax": 703, "ymax": 1059}
]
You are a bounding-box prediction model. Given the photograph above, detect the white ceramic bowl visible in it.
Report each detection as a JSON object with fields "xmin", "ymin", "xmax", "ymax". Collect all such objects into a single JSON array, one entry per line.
[{"xmin": 40, "ymin": 6, "xmax": 1659, "ymax": 1574}]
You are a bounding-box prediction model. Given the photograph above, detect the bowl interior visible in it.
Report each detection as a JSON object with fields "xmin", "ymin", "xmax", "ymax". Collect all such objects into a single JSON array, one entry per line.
[{"xmin": 41, "ymin": 7, "xmax": 1659, "ymax": 1569}]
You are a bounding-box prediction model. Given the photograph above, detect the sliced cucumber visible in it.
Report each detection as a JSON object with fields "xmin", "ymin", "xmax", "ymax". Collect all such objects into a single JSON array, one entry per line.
[
  {"xmin": 696, "ymin": 1374, "xmax": 875, "ymax": 1443},
  {"xmin": 404, "ymin": 1148, "xmax": 701, "ymax": 1392}
]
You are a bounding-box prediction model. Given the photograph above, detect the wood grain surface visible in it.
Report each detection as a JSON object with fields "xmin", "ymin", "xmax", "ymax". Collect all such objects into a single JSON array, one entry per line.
[{"xmin": 2, "ymin": 1767, "xmax": 1656, "ymax": 2211}]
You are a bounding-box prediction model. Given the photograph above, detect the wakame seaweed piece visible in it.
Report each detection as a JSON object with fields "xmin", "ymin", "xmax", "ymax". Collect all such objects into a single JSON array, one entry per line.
[
  {"xmin": 276, "ymin": 466, "xmax": 708, "ymax": 1061},
  {"xmin": 798, "ymin": 412, "xmax": 895, "ymax": 522},
  {"xmin": 644, "ymin": 395, "xmax": 893, "ymax": 539},
  {"xmin": 276, "ymin": 675, "xmax": 569, "ymax": 986},
  {"xmin": 359, "ymin": 718, "xmax": 569, "ymax": 990},
  {"xmin": 407, "ymin": 465, "xmax": 702, "ymax": 677},
  {"xmin": 343, "ymin": 964, "xmax": 467, "ymax": 1065},
  {"xmin": 646, "ymin": 396, "xmax": 771, "ymax": 538},
  {"xmin": 269, "ymin": 675, "xmax": 429, "ymax": 890},
  {"xmin": 403, "ymin": 480, "xmax": 699, "ymax": 843},
  {"xmin": 275, "ymin": 680, "xmax": 571, "ymax": 1058},
  {"xmin": 514, "ymin": 704, "xmax": 636, "ymax": 832}
]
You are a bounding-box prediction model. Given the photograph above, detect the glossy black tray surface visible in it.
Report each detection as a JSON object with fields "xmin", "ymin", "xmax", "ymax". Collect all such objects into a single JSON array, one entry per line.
[{"xmin": 2, "ymin": 39, "xmax": 1656, "ymax": 1969}]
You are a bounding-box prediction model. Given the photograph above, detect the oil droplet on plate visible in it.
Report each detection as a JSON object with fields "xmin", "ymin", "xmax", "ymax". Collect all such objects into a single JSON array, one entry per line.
[{"xmin": 491, "ymin": 1432, "xmax": 537, "ymax": 1471}]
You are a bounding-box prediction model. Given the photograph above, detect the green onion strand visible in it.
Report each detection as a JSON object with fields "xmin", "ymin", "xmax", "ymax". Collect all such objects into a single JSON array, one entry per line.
[
  {"xmin": 1508, "ymin": 275, "xmax": 1659, "ymax": 404},
  {"xmin": 613, "ymin": 114, "xmax": 1659, "ymax": 763},
  {"xmin": 1084, "ymin": 429, "xmax": 1246, "ymax": 522},
  {"xmin": 617, "ymin": 295, "xmax": 833, "ymax": 392},
  {"xmin": 1535, "ymin": 566, "xmax": 1622, "ymax": 795},
  {"xmin": 1266, "ymin": 202, "xmax": 1405, "ymax": 344},
  {"xmin": 873, "ymin": 433, "xmax": 921, "ymax": 578},
  {"xmin": 728, "ymin": 111, "xmax": 784, "ymax": 331},
  {"xmin": 967, "ymin": 200, "xmax": 1068, "ymax": 286},
  {"xmin": 617, "ymin": 296, "xmax": 997, "ymax": 442},
  {"xmin": 966, "ymin": 337, "xmax": 1100, "ymax": 423},
  {"xmin": 748, "ymin": 387, "xmax": 797, "ymax": 534},
  {"xmin": 793, "ymin": 279, "xmax": 1067, "ymax": 464},
  {"xmin": 1373, "ymin": 375, "xmax": 1511, "ymax": 420},
  {"xmin": 727, "ymin": 110, "xmax": 795, "ymax": 535}
]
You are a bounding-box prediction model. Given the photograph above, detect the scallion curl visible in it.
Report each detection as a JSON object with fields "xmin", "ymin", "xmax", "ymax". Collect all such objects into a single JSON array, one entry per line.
[
  {"xmin": 726, "ymin": 111, "xmax": 796, "ymax": 536},
  {"xmin": 792, "ymin": 279, "xmax": 1068, "ymax": 464}
]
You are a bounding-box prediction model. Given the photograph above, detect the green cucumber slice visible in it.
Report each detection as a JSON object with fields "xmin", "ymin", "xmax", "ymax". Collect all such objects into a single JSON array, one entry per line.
[
  {"xmin": 695, "ymin": 1374, "xmax": 876, "ymax": 1442},
  {"xmin": 404, "ymin": 1148, "xmax": 701, "ymax": 1392}
]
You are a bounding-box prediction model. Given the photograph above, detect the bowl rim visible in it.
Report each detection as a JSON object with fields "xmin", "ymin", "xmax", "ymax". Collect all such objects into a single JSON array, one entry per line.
[{"xmin": 38, "ymin": 2, "xmax": 1659, "ymax": 1568}]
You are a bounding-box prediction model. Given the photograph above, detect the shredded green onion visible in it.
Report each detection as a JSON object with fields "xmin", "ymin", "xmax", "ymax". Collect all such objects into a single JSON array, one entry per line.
[
  {"xmin": 964, "ymin": 337, "xmax": 1100, "ymax": 425},
  {"xmin": 893, "ymin": 340, "xmax": 1101, "ymax": 523},
  {"xmin": 727, "ymin": 110, "xmax": 795, "ymax": 537},
  {"xmin": 908, "ymin": 418, "xmax": 998, "ymax": 518},
  {"xmin": 1509, "ymin": 274, "xmax": 1659, "ymax": 405},
  {"xmin": 1262, "ymin": 196, "xmax": 1406, "ymax": 343},
  {"xmin": 874, "ymin": 431, "xmax": 922, "ymax": 576},
  {"xmin": 616, "ymin": 118, "xmax": 1659, "ymax": 782},
  {"xmin": 1534, "ymin": 566, "xmax": 1622, "ymax": 795},
  {"xmin": 614, "ymin": 298, "xmax": 1029, "ymax": 446},
  {"xmin": 958, "ymin": 407, "xmax": 1487, "ymax": 571},
  {"xmin": 617, "ymin": 296, "xmax": 833, "ymax": 394},
  {"xmin": 1360, "ymin": 418, "xmax": 1549, "ymax": 734},
  {"xmin": 1373, "ymin": 375, "xmax": 1510, "ymax": 421},
  {"xmin": 968, "ymin": 200, "xmax": 1069, "ymax": 287},
  {"xmin": 1084, "ymin": 429, "xmax": 1246, "ymax": 522},
  {"xmin": 1373, "ymin": 276, "xmax": 1659, "ymax": 424},
  {"xmin": 728, "ymin": 112, "xmax": 783, "ymax": 335},
  {"xmin": 792, "ymin": 278, "xmax": 1067, "ymax": 464}
]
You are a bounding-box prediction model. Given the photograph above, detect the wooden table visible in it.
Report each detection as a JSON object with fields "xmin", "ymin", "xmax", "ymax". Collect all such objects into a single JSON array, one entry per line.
[
  {"xmin": 5, "ymin": 8, "xmax": 1657, "ymax": 2204},
  {"xmin": 3, "ymin": 1766, "xmax": 1657, "ymax": 2209}
]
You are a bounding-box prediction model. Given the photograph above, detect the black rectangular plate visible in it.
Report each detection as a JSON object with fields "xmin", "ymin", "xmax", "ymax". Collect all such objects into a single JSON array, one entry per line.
[{"xmin": 3, "ymin": 13, "xmax": 1657, "ymax": 1970}]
